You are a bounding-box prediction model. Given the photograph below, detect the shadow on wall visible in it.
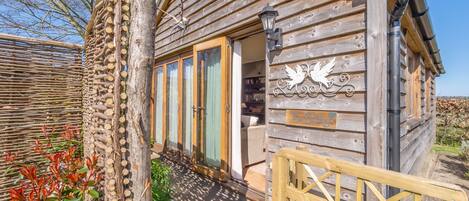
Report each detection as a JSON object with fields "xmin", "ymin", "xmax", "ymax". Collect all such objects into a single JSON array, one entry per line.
[{"xmin": 160, "ymin": 157, "xmax": 247, "ymax": 201}]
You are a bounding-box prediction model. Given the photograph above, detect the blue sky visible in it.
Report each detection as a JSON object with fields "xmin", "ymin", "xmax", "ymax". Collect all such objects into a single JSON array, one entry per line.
[{"xmin": 428, "ymin": 0, "xmax": 469, "ymax": 96}]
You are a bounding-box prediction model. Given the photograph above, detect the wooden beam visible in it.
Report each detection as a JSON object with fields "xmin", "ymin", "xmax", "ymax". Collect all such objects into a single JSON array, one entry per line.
[
  {"xmin": 111, "ymin": 0, "xmax": 124, "ymax": 198},
  {"xmin": 177, "ymin": 56, "xmax": 183, "ymax": 151},
  {"xmin": 162, "ymin": 64, "xmax": 168, "ymax": 148},
  {"xmin": 366, "ymin": 0, "xmax": 388, "ymax": 198},
  {"xmin": 0, "ymin": 33, "xmax": 82, "ymax": 49},
  {"xmin": 154, "ymin": 0, "xmax": 172, "ymax": 27},
  {"xmin": 366, "ymin": 0, "xmax": 387, "ymax": 168},
  {"xmin": 220, "ymin": 36, "xmax": 230, "ymax": 180}
]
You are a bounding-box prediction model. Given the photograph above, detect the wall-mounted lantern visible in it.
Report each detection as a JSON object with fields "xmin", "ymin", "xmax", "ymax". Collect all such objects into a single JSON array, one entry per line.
[{"xmin": 258, "ymin": 5, "xmax": 282, "ymax": 51}]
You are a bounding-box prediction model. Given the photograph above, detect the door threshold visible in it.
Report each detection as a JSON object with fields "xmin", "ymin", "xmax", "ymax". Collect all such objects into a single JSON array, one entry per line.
[
  {"xmin": 243, "ymin": 162, "xmax": 267, "ymax": 194},
  {"xmin": 223, "ymin": 179, "xmax": 265, "ymax": 201}
]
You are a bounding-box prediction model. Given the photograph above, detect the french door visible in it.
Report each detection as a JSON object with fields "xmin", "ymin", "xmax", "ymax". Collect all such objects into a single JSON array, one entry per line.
[{"xmin": 192, "ymin": 37, "xmax": 231, "ymax": 180}]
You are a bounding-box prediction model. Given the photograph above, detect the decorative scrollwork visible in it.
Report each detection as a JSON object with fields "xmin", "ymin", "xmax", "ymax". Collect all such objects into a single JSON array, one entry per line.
[{"xmin": 273, "ymin": 58, "xmax": 356, "ymax": 98}]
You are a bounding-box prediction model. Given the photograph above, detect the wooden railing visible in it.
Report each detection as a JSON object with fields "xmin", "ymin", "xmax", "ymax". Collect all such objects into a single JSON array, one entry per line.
[{"xmin": 272, "ymin": 148, "xmax": 468, "ymax": 201}]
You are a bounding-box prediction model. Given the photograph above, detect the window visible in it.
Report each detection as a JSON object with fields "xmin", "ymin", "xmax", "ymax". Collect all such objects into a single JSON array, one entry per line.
[
  {"xmin": 182, "ymin": 57, "xmax": 193, "ymax": 155},
  {"xmin": 425, "ymin": 70, "xmax": 433, "ymax": 115},
  {"xmin": 152, "ymin": 53, "xmax": 193, "ymax": 153},
  {"xmin": 166, "ymin": 61, "xmax": 179, "ymax": 150},
  {"xmin": 406, "ymin": 51, "xmax": 422, "ymax": 119},
  {"xmin": 154, "ymin": 67, "xmax": 164, "ymax": 145}
]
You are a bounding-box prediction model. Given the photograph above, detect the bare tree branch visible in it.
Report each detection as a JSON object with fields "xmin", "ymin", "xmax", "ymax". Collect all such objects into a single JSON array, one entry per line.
[
  {"xmin": 46, "ymin": 0, "xmax": 87, "ymax": 37},
  {"xmin": 0, "ymin": 0, "xmax": 93, "ymax": 43}
]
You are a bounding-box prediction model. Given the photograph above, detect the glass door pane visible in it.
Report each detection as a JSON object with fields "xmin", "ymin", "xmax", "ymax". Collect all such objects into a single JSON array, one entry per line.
[
  {"xmin": 199, "ymin": 48, "xmax": 222, "ymax": 168},
  {"xmin": 154, "ymin": 67, "xmax": 164, "ymax": 144},
  {"xmin": 182, "ymin": 58, "xmax": 193, "ymax": 155},
  {"xmin": 166, "ymin": 62, "xmax": 178, "ymax": 149},
  {"xmin": 192, "ymin": 37, "xmax": 230, "ymax": 179}
]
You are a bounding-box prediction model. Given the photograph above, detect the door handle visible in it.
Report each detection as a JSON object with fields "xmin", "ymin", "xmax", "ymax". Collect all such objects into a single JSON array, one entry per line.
[
  {"xmin": 192, "ymin": 106, "xmax": 205, "ymax": 112},
  {"xmin": 192, "ymin": 105, "xmax": 198, "ymax": 113}
]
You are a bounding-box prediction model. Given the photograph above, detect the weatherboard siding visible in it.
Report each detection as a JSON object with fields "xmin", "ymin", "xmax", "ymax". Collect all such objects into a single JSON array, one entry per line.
[
  {"xmin": 266, "ymin": 1, "xmax": 366, "ymax": 198},
  {"xmin": 398, "ymin": 19, "xmax": 438, "ymax": 175},
  {"xmin": 154, "ymin": 0, "xmax": 367, "ymax": 199}
]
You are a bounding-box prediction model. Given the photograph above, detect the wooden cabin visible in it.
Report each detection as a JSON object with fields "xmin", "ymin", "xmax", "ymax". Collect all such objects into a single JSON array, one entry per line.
[{"xmin": 150, "ymin": 0, "xmax": 443, "ymax": 199}]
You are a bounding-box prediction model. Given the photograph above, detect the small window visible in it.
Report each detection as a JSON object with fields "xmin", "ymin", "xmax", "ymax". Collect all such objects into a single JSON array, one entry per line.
[
  {"xmin": 425, "ymin": 70, "xmax": 432, "ymax": 114},
  {"xmin": 406, "ymin": 51, "xmax": 422, "ymax": 119}
]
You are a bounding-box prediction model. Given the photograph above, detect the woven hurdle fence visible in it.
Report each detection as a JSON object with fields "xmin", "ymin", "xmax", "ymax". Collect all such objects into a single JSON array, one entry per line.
[{"xmin": 0, "ymin": 33, "xmax": 83, "ymax": 200}]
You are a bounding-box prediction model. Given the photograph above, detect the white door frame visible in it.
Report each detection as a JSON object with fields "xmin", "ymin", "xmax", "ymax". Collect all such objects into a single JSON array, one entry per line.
[{"xmin": 231, "ymin": 40, "xmax": 243, "ymax": 180}]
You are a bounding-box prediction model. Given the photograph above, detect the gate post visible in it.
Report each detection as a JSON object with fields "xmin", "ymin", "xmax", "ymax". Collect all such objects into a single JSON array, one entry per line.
[{"xmin": 272, "ymin": 153, "xmax": 289, "ymax": 201}]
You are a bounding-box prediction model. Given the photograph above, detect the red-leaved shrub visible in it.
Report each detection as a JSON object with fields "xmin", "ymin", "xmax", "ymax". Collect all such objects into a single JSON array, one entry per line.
[{"xmin": 2, "ymin": 125, "xmax": 102, "ymax": 201}]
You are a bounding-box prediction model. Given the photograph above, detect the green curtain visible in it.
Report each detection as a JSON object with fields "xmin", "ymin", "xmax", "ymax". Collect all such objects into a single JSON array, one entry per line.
[
  {"xmin": 155, "ymin": 68, "xmax": 163, "ymax": 144},
  {"xmin": 167, "ymin": 62, "xmax": 178, "ymax": 149},
  {"xmin": 203, "ymin": 48, "xmax": 221, "ymax": 168},
  {"xmin": 183, "ymin": 58, "xmax": 193, "ymax": 155}
]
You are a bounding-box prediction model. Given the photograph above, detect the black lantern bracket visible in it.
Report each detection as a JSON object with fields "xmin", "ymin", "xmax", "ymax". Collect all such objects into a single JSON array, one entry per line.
[
  {"xmin": 266, "ymin": 28, "xmax": 282, "ymax": 51},
  {"xmin": 258, "ymin": 5, "xmax": 282, "ymax": 51}
]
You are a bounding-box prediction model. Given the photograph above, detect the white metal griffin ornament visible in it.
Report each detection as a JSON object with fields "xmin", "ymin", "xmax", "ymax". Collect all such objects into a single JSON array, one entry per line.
[{"xmin": 274, "ymin": 58, "xmax": 355, "ymax": 98}]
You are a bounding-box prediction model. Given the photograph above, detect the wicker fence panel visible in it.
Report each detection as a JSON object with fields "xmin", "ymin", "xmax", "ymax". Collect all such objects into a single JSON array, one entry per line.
[{"xmin": 0, "ymin": 34, "xmax": 83, "ymax": 200}]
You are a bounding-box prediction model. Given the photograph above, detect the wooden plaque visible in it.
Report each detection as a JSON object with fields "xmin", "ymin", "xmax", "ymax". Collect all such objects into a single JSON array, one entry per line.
[{"xmin": 285, "ymin": 110, "xmax": 337, "ymax": 129}]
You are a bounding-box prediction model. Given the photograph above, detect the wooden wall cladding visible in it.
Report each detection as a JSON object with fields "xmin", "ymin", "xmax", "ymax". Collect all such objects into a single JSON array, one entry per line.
[
  {"xmin": 398, "ymin": 29, "xmax": 438, "ymax": 175},
  {"xmin": 0, "ymin": 34, "xmax": 83, "ymax": 200},
  {"xmin": 267, "ymin": 1, "xmax": 367, "ymax": 199},
  {"xmin": 285, "ymin": 110, "xmax": 337, "ymax": 130},
  {"xmin": 154, "ymin": 0, "xmax": 367, "ymax": 199},
  {"xmin": 265, "ymin": 2, "xmax": 367, "ymax": 189}
]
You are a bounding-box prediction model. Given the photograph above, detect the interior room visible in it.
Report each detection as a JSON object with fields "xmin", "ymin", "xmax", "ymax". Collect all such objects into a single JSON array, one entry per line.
[{"xmin": 232, "ymin": 32, "xmax": 267, "ymax": 193}]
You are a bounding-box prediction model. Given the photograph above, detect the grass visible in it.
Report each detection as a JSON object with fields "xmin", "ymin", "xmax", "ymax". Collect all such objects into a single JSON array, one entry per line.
[{"xmin": 432, "ymin": 144, "xmax": 460, "ymax": 155}]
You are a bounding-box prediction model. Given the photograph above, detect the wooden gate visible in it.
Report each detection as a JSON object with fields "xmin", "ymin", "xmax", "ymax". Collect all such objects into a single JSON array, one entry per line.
[{"xmin": 272, "ymin": 148, "xmax": 467, "ymax": 201}]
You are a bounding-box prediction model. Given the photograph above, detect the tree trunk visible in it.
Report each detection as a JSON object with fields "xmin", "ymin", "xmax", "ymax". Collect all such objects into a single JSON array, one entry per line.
[{"xmin": 126, "ymin": 0, "xmax": 156, "ymax": 200}]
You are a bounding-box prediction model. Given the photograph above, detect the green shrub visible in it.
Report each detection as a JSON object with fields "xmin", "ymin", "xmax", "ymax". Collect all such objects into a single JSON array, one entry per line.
[
  {"xmin": 460, "ymin": 141, "xmax": 469, "ymax": 161},
  {"xmin": 436, "ymin": 126, "xmax": 465, "ymax": 147},
  {"xmin": 151, "ymin": 159, "xmax": 172, "ymax": 201}
]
